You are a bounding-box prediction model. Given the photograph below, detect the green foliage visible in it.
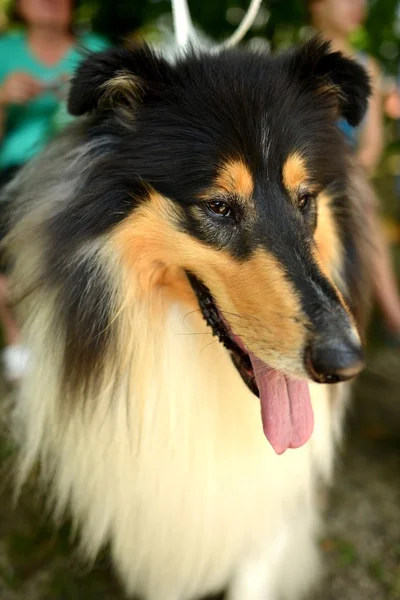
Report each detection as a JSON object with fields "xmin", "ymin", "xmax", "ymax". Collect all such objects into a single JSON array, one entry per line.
[
  {"xmin": 360, "ymin": 0, "xmax": 400, "ymax": 74},
  {"xmin": 2, "ymin": 0, "xmax": 400, "ymax": 74},
  {"xmin": 74, "ymin": 0, "xmax": 400, "ymax": 75}
]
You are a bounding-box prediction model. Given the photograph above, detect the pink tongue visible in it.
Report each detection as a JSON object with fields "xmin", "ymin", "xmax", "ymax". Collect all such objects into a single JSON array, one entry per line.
[{"xmin": 250, "ymin": 353, "xmax": 314, "ymax": 455}]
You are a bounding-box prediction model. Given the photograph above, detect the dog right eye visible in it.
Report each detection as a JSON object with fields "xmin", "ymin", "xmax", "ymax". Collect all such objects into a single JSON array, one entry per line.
[{"xmin": 206, "ymin": 201, "xmax": 233, "ymax": 218}]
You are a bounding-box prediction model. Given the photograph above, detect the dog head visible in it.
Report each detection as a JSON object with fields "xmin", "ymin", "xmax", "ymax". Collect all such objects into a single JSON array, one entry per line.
[{"xmin": 61, "ymin": 37, "xmax": 371, "ymax": 452}]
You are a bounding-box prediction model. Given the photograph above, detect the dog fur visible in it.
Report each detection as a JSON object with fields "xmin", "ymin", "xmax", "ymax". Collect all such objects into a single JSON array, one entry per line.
[{"xmin": 5, "ymin": 38, "xmax": 372, "ymax": 600}]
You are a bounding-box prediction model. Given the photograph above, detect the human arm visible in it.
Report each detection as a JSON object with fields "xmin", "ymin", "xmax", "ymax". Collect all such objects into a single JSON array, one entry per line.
[
  {"xmin": 0, "ymin": 72, "xmax": 43, "ymax": 139},
  {"xmin": 357, "ymin": 57, "xmax": 384, "ymax": 176}
]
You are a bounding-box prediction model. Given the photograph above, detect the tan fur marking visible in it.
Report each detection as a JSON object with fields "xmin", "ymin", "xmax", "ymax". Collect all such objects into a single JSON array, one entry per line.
[
  {"xmin": 100, "ymin": 72, "xmax": 145, "ymax": 110},
  {"xmin": 200, "ymin": 160, "xmax": 254, "ymax": 203},
  {"xmin": 217, "ymin": 160, "xmax": 254, "ymax": 197},
  {"xmin": 215, "ymin": 249, "xmax": 306, "ymax": 371},
  {"xmin": 313, "ymin": 193, "xmax": 358, "ymax": 327},
  {"xmin": 316, "ymin": 82, "xmax": 344, "ymax": 99},
  {"xmin": 315, "ymin": 83, "xmax": 344, "ymax": 118},
  {"xmin": 314, "ymin": 192, "xmax": 343, "ymax": 285},
  {"xmin": 282, "ymin": 153, "xmax": 309, "ymax": 193}
]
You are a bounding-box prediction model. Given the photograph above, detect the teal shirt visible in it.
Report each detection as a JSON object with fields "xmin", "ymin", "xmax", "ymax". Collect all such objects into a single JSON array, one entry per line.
[
  {"xmin": 336, "ymin": 52, "xmax": 368, "ymax": 151},
  {"xmin": 337, "ymin": 117, "xmax": 358, "ymax": 149},
  {"xmin": 0, "ymin": 31, "xmax": 110, "ymax": 169}
]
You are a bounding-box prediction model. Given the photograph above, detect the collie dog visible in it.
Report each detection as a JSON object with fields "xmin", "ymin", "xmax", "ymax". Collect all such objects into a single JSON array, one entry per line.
[{"xmin": 5, "ymin": 38, "xmax": 372, "ymax": 600}]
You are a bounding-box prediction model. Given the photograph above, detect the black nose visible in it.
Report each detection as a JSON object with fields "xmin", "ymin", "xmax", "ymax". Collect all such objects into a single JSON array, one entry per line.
[{"xmin": 305, "ymin": 334, "xmax": 365, "ymax": 384}]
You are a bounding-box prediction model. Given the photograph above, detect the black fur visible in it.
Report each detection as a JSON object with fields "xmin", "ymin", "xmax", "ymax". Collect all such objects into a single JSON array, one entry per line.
[
  {"xmin": 68, "ymin": 44, "xmax": 175, "ymax": 116},
  {"xmin": 288, "ymin": 38, "xmax": 371, "ymax": 127},
  {"xmin": 58, "ymin": 254, "xmax": 115, "ymax": 396}
]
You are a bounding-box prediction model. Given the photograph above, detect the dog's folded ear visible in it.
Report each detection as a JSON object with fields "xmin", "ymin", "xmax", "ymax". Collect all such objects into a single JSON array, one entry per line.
[
  {"xmin": 68, "ymin": 44, "xmax": 174, "ymax": 117},
  {"xmin": 290, "ymin": 36, "xmax": 372, "ymax": 127}
]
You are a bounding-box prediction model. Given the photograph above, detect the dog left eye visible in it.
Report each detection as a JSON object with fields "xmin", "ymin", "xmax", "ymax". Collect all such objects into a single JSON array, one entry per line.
[
  {"xmin": 206, "ymin": 201, "xmax": 233, "ymax": 217},
  {"xmin": 297, "ymin": 192, "xmax": 316, "ymax": 211}
]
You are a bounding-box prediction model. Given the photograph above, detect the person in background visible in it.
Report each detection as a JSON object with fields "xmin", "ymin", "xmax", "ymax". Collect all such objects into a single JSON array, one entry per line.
[
  {"xmin": 0, "ymin": 0, "xmax": 109, "ymax": 382},
  {"xmin": 308, "ymin": 0, "xmax": 400, "ymax": 346},
  {"xmin": 384, "ymin": 69, "xmax": 400, "ymax": 222}
]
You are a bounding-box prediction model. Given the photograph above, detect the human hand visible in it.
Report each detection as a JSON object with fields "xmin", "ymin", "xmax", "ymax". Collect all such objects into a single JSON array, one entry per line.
[
  {"xmin": 42, "ymin": 75, "xmax": 70, "ymax": 100},
  {"xmin": 385, "ymin": 89, "xmax": 400, "ymax": 120},
  {"xmin": 0, "ymin": 72, "xmax": 43, "ymax": 106}
]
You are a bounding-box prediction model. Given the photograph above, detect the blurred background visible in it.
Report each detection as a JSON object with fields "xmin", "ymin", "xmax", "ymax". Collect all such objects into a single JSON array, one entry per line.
[{"xmin": 0, "ymin": 0, "xmax": 399, "ymax": 599}]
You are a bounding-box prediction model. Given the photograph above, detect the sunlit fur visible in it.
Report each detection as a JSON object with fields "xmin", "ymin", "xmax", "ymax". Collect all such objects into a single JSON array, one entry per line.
[{"xmin": 5, "ymin": 39, "xmax": 372, "ymax": 600}]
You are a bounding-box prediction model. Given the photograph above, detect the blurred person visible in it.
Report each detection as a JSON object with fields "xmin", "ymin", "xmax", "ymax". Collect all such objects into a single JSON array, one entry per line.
[
  {"xmin": 0, "ymin": 0, "xmax": 109, "ymax": 382},
  {"xmin": 384, "ymin": 71, "xmax": 400, "ymax": 223},
  {"xmin": 384, "ymin": 82, "xmax": 400, "ymax": 121},
  {"xmin": 308, "ymin": 0, "xmax": 400, "ymax": 345}
]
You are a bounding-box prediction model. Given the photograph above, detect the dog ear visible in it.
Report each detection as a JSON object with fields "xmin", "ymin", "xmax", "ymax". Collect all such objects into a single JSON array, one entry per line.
[
  {"xmin": 290, "ymin": 37, "xmax": 371, "ymax": 126},
  {"xmin": 68, "ymin": 44, "xmax": 174, "ymax": 117}
]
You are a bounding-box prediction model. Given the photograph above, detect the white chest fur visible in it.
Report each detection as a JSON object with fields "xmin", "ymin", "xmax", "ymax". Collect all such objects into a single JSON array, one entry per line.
[{"xmin": 15, "ymin": 299, "xmax": 342, "ymax": 600}]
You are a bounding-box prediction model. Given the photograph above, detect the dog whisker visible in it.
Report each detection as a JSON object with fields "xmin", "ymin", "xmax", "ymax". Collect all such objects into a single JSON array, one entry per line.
[
  {"xmin": 200, "ymin": 339, "xmax": 220, "ymax": 354},
  {"xmin": 178, "ymin": 331, "xmax": 215, "ymax": 336}
]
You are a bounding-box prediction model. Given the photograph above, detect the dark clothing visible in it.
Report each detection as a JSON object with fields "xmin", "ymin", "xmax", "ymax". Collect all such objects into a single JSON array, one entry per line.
[{"xmin": 0, "ymin": 164, "xmax": 21, "ymax": 273}]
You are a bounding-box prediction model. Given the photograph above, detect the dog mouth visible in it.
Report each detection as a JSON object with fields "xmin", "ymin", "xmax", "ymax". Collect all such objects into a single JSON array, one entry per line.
[
  {"xmin": 186, "ymin": 272, "xmax": 259, "ymax": 397},
  {"xmin": 186, "ymin": 272, "xmax": 314, "ymax": 455}
]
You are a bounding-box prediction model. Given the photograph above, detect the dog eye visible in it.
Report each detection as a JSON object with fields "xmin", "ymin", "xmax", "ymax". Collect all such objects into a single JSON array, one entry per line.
[
  {"xmin": 206, "ymin": 201, "xmax": 233, "ymax": 217},
  {"xmin": 297, "ymin": 192, "xmax": 316, "ymax": 211}
]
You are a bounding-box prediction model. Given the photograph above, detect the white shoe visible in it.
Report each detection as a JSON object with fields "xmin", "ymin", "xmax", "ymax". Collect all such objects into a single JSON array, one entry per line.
[{"xmin": 2, "ymin": 345, "xmax": 30, "ymax": 383}]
